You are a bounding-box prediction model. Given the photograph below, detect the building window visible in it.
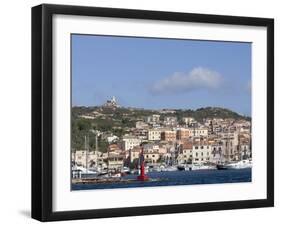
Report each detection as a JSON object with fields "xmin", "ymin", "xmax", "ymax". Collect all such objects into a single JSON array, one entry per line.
[
  {"xmin": 195, "ymin": 146, "xmax": 198, "ymax": 149},
  {"xmin": 201, "ymin": 146, "xmax": 203, "ymax": 149},
  {"xmin": 201, "ymin": 152, "xmax": 204, "ymax": 156}
]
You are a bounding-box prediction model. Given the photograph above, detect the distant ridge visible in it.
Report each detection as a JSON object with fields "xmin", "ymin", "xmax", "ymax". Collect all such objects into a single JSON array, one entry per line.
[{"xmin": 72, "ymin": 105, "xmax": 250, "ymax": 122}]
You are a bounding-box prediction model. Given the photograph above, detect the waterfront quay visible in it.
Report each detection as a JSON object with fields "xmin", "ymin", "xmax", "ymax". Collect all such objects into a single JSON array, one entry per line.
[{"xmin": 72, "ymin": 169, "xmax": 252, "ymax": 190}]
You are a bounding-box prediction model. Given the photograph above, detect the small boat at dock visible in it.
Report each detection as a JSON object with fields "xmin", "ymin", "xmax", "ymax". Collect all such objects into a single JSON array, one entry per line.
[
  {"xmin": 217, "ymin": 159, "xmax": 252, "ymax": 170},
  {"xmin": 177, "ymin": 163, "xmax": 216, "ymax": 171}
]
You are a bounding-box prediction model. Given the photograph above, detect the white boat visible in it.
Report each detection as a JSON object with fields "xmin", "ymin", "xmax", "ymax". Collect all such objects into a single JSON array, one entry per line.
[
  {"xmin": 148, "ymin": 166, "xmax": 161, "ymax": 172},
  {"xmin": 165, "ymin": 166, "xmax": 178, "ymax": 172},
  {"xmin": 177, "ymin": 163, "xmax": 216, "ymax": 171},
  {"xmin": 121, "ymin": 167, "xmax": 130, "ymax": 174},
  {"xmin": 72, "ymin": 166, "xmax": 99, "ymax": 175},
  {"xmin": 129, "ymin": 169, "xmax": 139, "ymax": 175},
  {"xmin": 160, "ymin": 165, "xmax": 178, "ymax": 172},
  {"xmin": 188, "ymin": 163, "xmax": 216, "ymax": 171},
  {"xmin": 224, "ymin": 159, "xmax": 252, "ymax": 169},
  {"xmin": 97, "ymin": 171, "xmax": 122, "ymax": 178},
  {"xmin": 110, "ymin": 172, "xmax": 122, "ymax": 178}
]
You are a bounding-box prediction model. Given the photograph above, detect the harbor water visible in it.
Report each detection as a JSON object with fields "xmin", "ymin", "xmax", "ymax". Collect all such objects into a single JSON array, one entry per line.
[{"xmin": 72, "ymin": 168, "xmax": 251, "ymax": 190}]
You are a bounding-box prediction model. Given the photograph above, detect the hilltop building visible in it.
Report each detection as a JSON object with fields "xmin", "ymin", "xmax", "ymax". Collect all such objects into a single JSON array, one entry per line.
[{"xmin": 103, "ymin": 96, "xmax": 120, "ymax": 108}]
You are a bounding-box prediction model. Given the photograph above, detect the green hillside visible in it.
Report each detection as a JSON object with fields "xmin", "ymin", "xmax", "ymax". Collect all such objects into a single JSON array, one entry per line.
[{"xmin": 71, "ymin": 106, "xmax": 250, "ymax": 152}]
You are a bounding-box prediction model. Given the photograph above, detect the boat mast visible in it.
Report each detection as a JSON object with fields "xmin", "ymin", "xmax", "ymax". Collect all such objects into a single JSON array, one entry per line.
[
  {"xmin": 107, "ymin": 148, "xmax": 109, "ymax": 175},
  {"xmin": 238, "ymin": 130, "xmax": 241, "ymax": 161},
  {"xmin": 192, "ymin": 123, "xmax": 195, "ymax": 165},
  {"xmin": 95, "ymin": 132, "xmax": 98, "ymax": 154},
  {"xmin": 85, "ymin": 135, "xmax": 88, "ymax": 174},
  {"xmin": 92, "ymin": 131, "xmax": 101, "ymax": 170},
  {"xmin": 250, "ymin": 123, "xmax": 252, "ymax": 159}
]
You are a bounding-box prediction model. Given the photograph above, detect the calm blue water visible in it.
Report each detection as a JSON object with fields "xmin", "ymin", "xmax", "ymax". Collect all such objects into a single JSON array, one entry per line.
[{"xmin": 72, "ymin": 168, "xmax": 251, "ymax": 190}]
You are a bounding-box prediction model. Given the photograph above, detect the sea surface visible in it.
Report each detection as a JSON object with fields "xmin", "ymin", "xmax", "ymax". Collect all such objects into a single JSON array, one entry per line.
[{"xmin": 72, "ymin": 168, "xmax": 251, "ymax": 190}]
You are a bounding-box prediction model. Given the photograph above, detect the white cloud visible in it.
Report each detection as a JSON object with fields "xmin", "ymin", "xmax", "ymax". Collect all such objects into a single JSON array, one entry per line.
[{"xmin": 150, "ymin": 67, "xmax": 223, "ymax": 94}]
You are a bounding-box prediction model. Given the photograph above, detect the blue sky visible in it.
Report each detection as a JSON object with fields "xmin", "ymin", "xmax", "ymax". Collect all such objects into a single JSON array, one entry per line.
[{"xmin": 72, "ymin": 34, "xmax": 251, "ymax": 116}]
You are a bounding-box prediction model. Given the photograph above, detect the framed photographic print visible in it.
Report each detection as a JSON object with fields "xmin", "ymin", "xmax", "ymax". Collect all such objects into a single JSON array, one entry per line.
[{"xmin": 32, "ymin": 4, "xmax": 274, "ymax": 221}]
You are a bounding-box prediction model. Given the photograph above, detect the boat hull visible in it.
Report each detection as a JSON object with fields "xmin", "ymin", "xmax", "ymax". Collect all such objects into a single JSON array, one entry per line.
[{"xmin": 217, "ymin": 160, "xmax": 252, "ymax": 170}]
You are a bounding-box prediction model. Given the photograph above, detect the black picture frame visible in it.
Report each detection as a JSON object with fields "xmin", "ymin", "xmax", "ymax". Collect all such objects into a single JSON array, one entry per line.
[{"xmin": 32, "ymin": 3, "xmax": 274, "ymax": 222}]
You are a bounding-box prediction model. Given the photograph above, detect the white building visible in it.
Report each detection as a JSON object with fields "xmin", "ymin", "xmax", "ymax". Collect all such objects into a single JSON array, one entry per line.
[
  {"xmin": 163, "ymin": 116, "xmax": 177, "ymax": 126},
  {"xmin": 182, "ymin": 117, "xmax": 195, "ymax": 125},
  {"xmin": 148, "ymin": 129, "xmax": 162, "ymax": 141},
  {"xmin": 72, "ymin": 150, "xmax": 104, "ymax": 168},
  {"xmin": 145, "ymin": 114, "xmax": 161, "ymax": 124},
  {"xmin": 192, "ymin": 143, "xmax": 212, "ymax": 164},
  {"xmin": 143, "ymin": 144, "xmax": 159, "ymax": 152},
  {"xmin": 190, "ymin": 128, "xmax": 208, "ymax": 137},
  {"xmin": 103, "ymin": 96, "xmax": 120, "ymax": 108},
  {"xmin": 135, "ymin": 121, "xmax": 149, "ymax": 129},
  {"xmin": 107, "ymin": 152, "xmax": 124, "ymax": 171},
  {"xmin": 107, "ymin": 135, "xmax": 119, "ymax": 143},
  {"xmin": 129, "ymin": 147, "xmax": 142, "ymax": 163},
  {"xmin": 143, "ymin": 144, "xmax": 160, "ymax": 164},
  {"xmin": 122, "ymin": 135, "xmax": 141, "ymax": 151}
]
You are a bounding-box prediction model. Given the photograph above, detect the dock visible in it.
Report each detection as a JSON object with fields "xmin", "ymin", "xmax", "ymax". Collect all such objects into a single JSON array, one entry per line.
[{"xmin": 72, "ymin": 177, "xmax": 167, "ymax": 185}]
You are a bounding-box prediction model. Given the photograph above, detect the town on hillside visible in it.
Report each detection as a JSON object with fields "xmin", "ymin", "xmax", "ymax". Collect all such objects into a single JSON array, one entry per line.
[{"xmin": 72, "ymin": 96, "xmax": 252, "ymax": 176}]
